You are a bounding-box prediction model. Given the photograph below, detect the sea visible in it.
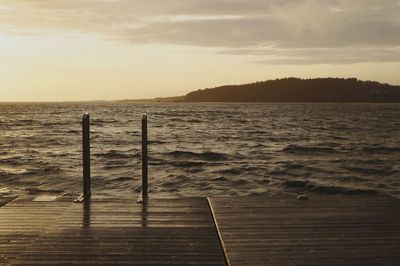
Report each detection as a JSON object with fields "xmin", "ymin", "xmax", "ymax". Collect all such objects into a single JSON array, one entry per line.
[{"xmin": 0, "ymin": 102, "xmax": 399, "ymax": 198}]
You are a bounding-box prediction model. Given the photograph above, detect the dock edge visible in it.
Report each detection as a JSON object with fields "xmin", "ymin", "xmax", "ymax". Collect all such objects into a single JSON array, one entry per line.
[{"xmin": 207, "ymin": 197, "xmax": 231, "ymax": 266}]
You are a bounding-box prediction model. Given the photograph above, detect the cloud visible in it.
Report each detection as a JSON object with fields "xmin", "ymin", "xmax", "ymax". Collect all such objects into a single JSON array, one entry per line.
[
  {"xmin": 247, "ymin": 47, "xmax": 400, "ymax": 65},
  {"xmin": 0, "ymin": 0, "xmax": 399, "ymax": 64}
]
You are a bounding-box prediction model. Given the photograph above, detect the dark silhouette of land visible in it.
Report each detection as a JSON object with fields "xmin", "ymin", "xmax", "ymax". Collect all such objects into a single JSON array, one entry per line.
[
  {"xmin": 184, "ymin": 78, "xmax": 400, "ymax": 102},
  {"xmin": 116, "ymin": 78, "xmax": 400, "ymax": 103}
]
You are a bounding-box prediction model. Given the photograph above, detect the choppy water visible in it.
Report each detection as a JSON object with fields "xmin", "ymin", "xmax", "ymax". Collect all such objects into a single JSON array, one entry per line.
[{"xmin": 0, "ymin": 102, "xmax": 399, "ymax": 198}]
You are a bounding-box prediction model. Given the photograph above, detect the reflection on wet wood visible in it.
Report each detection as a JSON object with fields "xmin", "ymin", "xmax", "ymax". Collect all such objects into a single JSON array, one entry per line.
[
  {"xmin": 2, "ymin": 195, "xmax": 399, "ymax": 265},
  {"xmin": 0, "ymin": 197, "xmax": 16, "ymax": 208},
  {"xmin": 0, "ymin": 197, "xmax": 225, "ymax": 265},
  {"xmin": 209, "ymin": 195, "xmax": 400, "ymax": 266}
]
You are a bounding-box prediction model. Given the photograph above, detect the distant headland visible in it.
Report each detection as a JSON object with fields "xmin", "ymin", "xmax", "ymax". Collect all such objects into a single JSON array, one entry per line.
[{"xmin": 120, "ymin": 78, "xmax": 400, "ymax": 103}]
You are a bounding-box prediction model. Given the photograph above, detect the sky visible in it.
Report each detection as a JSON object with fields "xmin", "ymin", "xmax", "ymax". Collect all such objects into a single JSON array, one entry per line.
[{"xmin": 0, "ymin": 0, "xmax": 400, "ymax": 101}]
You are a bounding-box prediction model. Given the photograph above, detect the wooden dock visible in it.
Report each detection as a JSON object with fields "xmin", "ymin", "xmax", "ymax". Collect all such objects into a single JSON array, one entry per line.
[
  {"xmin": 1, "ymin": 195, "xmax": 399, "ymax": 265},
  {"xmin": 210, "ymin": 195, "xmax": 400, "ymax": 266},
  {"xmin": 0, "ymin": 196, "xmax": 225, "ymax": 265}
]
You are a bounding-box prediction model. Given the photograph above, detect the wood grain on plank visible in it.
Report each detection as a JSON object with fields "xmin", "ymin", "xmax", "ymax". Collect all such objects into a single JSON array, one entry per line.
[
  {"xmin": 209, "ymin": 195, "xmax": 400, "ymax": 266},
  {"xmin": 0, "ymin": 197, "xmax": 225, "ymax": 265}
]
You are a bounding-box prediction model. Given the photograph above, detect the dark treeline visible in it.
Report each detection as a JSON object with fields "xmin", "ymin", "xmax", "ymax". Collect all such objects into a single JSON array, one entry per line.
[{"xmin": 184, "ymin": 78, "xmax": 400, "ymax": 102}]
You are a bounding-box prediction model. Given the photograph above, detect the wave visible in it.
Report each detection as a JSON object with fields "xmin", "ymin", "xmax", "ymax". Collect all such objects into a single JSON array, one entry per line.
[
  {"xmin": 171, "ymin": 160, "xmax": 208, "ymax": 168},
  {"xmin": 167, "ymin": 150, "xmax": 228, "ymax": 161},
  {"xmin": 215, "ymin": 168, "xmax": 243, "ymax": 175},
  {"xmin": 103, "ymin": 159, "xmax": 134, "ymax": 169},
  {"xmin": 41, "ymin": 121, "xmax": 73, "ymax": 126},
  {"xmin": 148, "ymin": 140, "xmax": 166, "ymax": 145},
  {"xmin": 111, "ymin": 176, "xmax": 133, "ymax": 182},
  {"xmin": 91, "ymin": 118, "xmax": 119, "ymax": 125},
  {"xmin": 343, "ymin": 165, "xmax": 395, "ymax": 176},
  {"xmin": 282, "ymin": 144, "xmax": 337, "ymax": 154},
  {"xmin": 282, "ymin": 162, "xmax": 304, "ymax": 170},
  {"xmin": 94, "ymin": 150, "xmax": 134, "ymax": 159},
  {"xmin": 169, "ymin": 117, "xmax": 186, "ymax": 123},
  {"xmin": 13, "ymin": 119, "xmax": 40, "ymax": 126},
  {"xmin": 161, "ymin": 175, "xmax": 190, "ymax": 188},
  {"xmin": 0, "ymin": 166, "xmax": 29, "ymax": 175},
  {"xmin": 186, "ymin": 119, "xmax": 202, "ymax": 123},
  {"xmin": 24, "ymin": 166, "xmax": 61, "ymax": 176},
  {"xmin": 25, "ymin": 187, "xmax": 65, "ymax": 194},
  {"xmin": 63, "ymin": 129, "xmax": 80, "ymax": 134},
  {"xmin": 213, "ymin": 176, "xmax": 229, "ymax": 182},
  {"xmin": 0, "ymin": 156, "xmax": 26, "ymax": 166},
  {"xmin": 361, "ymin": 146, "xmax": 400, "ymax": 154},
  {"xmin": 41, "ymin": 139, "xmax": 70, "ymax": 146},
  {"xmin": 281, "ymin": 180, "xmax": 378, "ymax": 195},
  {"xmin": 0, "ymin": 164, "xmax": 62, "ymax": 177}
]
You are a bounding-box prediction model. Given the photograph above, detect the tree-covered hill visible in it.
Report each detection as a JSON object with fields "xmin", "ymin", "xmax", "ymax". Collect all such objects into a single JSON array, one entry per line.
[{"xmin": 184, "ymin": 78, "xmax": 400, "ymax": 102}]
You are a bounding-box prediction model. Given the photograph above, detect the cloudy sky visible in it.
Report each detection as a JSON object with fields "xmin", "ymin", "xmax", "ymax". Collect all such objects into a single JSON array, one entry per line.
[{"xmin": 1, "ymin": 0, "xmax": 399, "ymax": 101}]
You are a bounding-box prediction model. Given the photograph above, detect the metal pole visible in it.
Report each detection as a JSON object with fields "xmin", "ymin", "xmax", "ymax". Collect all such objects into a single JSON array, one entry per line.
[
  {"xmin": 141, "ymin": 113, "xmax": 148, "ymax": 200},
  {"xmin": 82, "ymin": 112, "xmax": 91, "ymax": 198}
]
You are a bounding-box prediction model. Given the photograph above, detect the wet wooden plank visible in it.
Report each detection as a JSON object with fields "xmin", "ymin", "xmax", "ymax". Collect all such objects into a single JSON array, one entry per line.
[
  {"xmin": 209, "ymin": 195, "xmax": 400, "ymax": 266},
  {"xmin": 0, "ymin": 197, "xmax": 225, "ymax": 265},
  {"xmin": 0, "ymin": 197, "xmax": 16, "ymax": 208}
]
